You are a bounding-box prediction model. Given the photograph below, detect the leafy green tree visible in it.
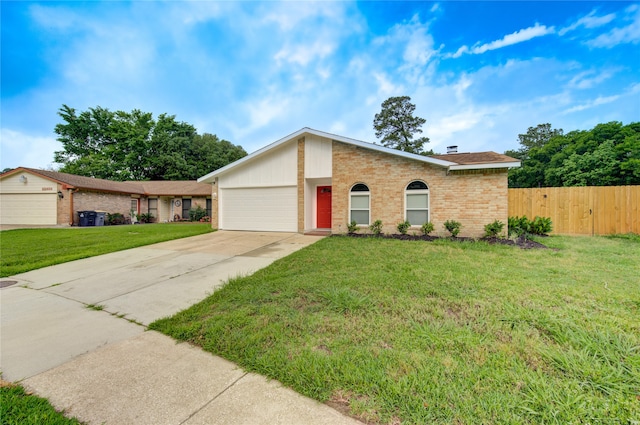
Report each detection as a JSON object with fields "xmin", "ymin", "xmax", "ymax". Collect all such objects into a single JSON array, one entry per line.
[
  {"xmin": 373, "ymin": 96, "xmax": 430, "ymax": 154},
  {"xmin": 507, "ymin": 121, "xmax": 640, "ymax": 188},
  {"xmin": 53, "ymin": 105, "xmax": 246, "ymax": 180},
  {"xmin": 547, "ymin": 140, "xmax": 619, "ymax": 186}
]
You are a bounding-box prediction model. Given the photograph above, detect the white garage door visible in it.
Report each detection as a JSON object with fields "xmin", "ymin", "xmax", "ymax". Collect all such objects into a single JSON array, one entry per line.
[
  {"xmin": 0, "ymin": 193, "xmax": 57, "ymax": 225},
  {"xmin": 220, "ymin": 186, "xmax": 297, "ymax": 231}
]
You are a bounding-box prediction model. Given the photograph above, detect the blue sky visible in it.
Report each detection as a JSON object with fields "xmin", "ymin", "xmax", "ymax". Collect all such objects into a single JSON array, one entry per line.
[{"xmin": 2, "ymin": 1, "xmax": 639, "ymax": 171}]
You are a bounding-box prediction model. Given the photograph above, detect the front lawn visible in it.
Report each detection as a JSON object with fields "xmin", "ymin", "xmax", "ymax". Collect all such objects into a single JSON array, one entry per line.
[
  {"xmin": 151, "ymin": 235, "xmax": 640, "ymax": 424},
  {"xmin": 0, "ymin": 381, "xmax": 83, "ymax": 425},
  {"xmin": 0, "ymin": 223, "xmax": 213, "ymax": 277}
]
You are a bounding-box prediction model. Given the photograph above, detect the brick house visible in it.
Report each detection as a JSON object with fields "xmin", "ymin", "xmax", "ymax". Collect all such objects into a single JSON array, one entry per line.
[
  {"xmin": 0, "ymin": 167, "xmax": 211, "ymax": 226},
  {"xmin": 198, "ymin": 128, "xmax": 520, "ymax": 237}
]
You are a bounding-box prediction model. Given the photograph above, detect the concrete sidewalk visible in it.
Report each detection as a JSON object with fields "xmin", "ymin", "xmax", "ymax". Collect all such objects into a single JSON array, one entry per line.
[{"xmin": 1, "ymin": 231, "xmax": 362, "ymax": 424}]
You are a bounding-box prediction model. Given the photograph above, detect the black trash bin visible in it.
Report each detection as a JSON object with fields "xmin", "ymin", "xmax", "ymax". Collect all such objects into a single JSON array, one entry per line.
[
  {"xmin": 95, "ymin": 212, "xmax": 106, "ymax": 226},
  {"xmin": 78, "ymin": 211, "xmax": 97, "ymax": 227}
]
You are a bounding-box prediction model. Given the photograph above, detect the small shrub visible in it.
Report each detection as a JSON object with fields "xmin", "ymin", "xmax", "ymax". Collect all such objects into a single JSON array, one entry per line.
[
  {"xmin": 484, "ymin": 220, "xmax": 505, "ymax": 237},
  {"xmin": 136, "ymin": 213, "xmax": 154, "ymax": 224},
  {"xmin": 369, "ymin": 220, "xmax": 383, "ymax": 236},
  {"xmin": 397, "ymin": 221, "xmax": 411, "ymax": 235},
  {"xmin": 508, "ymin": 216, "xmax": 552, "ymax": 237},
  {"xmin": 106, "ymin": 212, "xmax": 126, "ymax": 225},
  {"xmin": 508, "ymin": 216, "xmax": 531, "ymax": 237},
  {"xmin": 531, "ymin": 216, "xmax": 552, "ymax": 235},
  {"xmin": 189, "ymin": 205, "xmax": 207, "ymax": 222},
  {"xmin": 421, "ymin": 221, "xmax": 435, "ymax": 235},
  {"xmin": 199, "ymin": 216, "xmax": 211, "ymax": 223},
  {"xmin": 444, "ymin": 220, "xmax": 462, "ymax": 237},
  {"xmin": 347, "ymin": 220, "xmax": 359, "ymax": 233}
]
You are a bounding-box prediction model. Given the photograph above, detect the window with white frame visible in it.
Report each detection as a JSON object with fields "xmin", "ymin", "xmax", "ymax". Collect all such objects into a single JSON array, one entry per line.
[
  {"xmin": 405, "ymin": 180, "xmax": 429, "ymax": 225},
  {"xmin": 350, "ymin": 183, "xmax": 370, "ymax": 225}
]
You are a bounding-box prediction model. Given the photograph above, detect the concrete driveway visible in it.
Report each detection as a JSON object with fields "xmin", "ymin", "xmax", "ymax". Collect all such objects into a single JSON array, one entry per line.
[{"xmin": 0, "ymin": 231, "xmax": 363, "ymax": 425}]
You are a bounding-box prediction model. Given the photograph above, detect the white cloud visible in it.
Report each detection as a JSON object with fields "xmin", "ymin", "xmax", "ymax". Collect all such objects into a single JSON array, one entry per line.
[
  {"xmin": 261, "ymin": 2, "xmax": 347, "ymax": 32},
  {"xmin": 274, "ymin": 40, "xmax": 336, "ymax": 66},
  {"xmin": 372, "ymin": 72, "xmax": 404, "ymax": 97},
  {"xmin": 567, "ymin": 69, "xmax": 615, "ymax": 89},
  {"xmin": 371, "ymin": 14, "xmax": 438, "ymax": 84},
  {"xmin": 559, "ymin": 10, "xmax": 616, "ymax": 36},
  {"xmin": 587, "ymin": 4, "xmax": 640, "ymax": 48},
  {"xmin": 563, "ymin": 82, "xmax": 640, "ymax": 114},
  {"xmin": 451, "ymin": 23, "xmax": 555, "ymax": 58},
  {"xmin": 0, "ymin": 129, "xmax": 59, "ymax": 170},
  {"xmin": 563, "ymin": 94, "xmax": 621, "ymax": 114}
]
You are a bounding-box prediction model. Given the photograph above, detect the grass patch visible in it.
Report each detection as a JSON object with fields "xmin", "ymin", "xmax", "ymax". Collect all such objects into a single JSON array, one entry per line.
[
  {"xmin": 151, "ymin": 235, "xmax": 640, "ymax": 424},
  {"xmin": 0, "ymin": 223, "xmax": 213, "ymax": 277},
  {"xmin": 0, "ymin": 381, "xmax": 83, "ymax": 424}
]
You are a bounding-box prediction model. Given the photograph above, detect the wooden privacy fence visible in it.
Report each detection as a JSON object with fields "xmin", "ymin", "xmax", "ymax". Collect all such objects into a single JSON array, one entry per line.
[{"xmin": 508, "ymin": 186, "xmax": 640, "ymax": 235}]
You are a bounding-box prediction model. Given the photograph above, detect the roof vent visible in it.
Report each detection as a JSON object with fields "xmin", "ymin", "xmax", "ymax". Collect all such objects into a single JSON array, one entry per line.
[{"xmin": 447, "ymin": 146, "xmax": 458, "ymax": 154}]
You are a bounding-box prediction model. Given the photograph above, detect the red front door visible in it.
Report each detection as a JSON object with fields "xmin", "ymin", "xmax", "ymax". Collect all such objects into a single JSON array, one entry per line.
[{"xmin": 317, "ymin": 186, "xmax": 332, "ymax": 228}]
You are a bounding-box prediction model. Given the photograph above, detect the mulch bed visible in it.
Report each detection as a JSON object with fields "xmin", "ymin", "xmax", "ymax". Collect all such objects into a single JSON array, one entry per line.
[{"xmin": 336, "ymin": 233, "xmax": 548, "ymax": 249}]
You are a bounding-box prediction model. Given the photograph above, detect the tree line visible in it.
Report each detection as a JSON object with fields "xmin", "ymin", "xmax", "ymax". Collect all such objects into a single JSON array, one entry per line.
[
  {"xmin": 54, "ymin": 105, "xmax": 247, "ymax": 181},
  {"xmin": 52, "ymin": 101, "xmax": 639, "ymax": 187},
  {"xmin": 506, "ymin": 122, "xmax": 640, "ymax": 188},
  {"xmin": 370, "ymin": 97, "xmax": 639, "ymax": 188}
]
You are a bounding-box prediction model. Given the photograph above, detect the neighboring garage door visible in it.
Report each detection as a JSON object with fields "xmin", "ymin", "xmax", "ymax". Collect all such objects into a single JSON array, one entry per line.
[
  {"xmin": 220, "ymin": 186, "xmax": 297, "ymax": 231},
  {"xmin": 0, "ymin": 193, "xmax": 57, "ymax": 225}
]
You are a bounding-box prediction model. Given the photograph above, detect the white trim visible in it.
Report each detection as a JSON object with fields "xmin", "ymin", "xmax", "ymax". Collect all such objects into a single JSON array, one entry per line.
[
  {"xmin": 349, "ymin": 183, "xmax": 370, "ymax": 226},
  {"xmin": 218, "ymin": 184, "xmax": 297, "ymax": 190},
  {"xmin": 449, "ymin": 161, "xmax": 521, "ymax": 171},
  {"xmin": 405, "ymin": 189, "xmax": 430, "ymax": 226}
]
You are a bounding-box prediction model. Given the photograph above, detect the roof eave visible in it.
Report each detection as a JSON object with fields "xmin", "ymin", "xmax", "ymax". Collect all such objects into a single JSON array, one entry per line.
[
  {"xmin": 197, "ymin": 127, "xmax": 457, "ymax": 182},
  {"xmin": 448, "ymin": 161, "xmax": 521, "ymax": 171}
]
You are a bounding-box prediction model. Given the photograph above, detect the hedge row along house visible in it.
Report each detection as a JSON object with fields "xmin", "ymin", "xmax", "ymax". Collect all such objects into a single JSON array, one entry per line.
[
  {"xmin": 197, "ymin": 128, "xmax": 520, "ymax": 238},
  {"xmin": 0, "ymin": 167, "xmax": 211, "ymax": 226}
]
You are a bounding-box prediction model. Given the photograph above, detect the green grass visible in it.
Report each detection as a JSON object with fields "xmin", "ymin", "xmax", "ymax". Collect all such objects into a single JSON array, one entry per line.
[
  {"xmin": 151, "ymin": 235, "xmax": 640, "ymax": 424},
  {"xmin": 0, "ymin": 382, "xmax": 83, "ymax": 424},
  {"xmin": 0, "ymin": 223, "xmax": 213, "ymax": 277}
]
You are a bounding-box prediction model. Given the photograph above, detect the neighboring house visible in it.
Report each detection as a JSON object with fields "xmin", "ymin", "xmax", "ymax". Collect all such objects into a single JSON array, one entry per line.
[
  {"xmin": 0, "ymin": 167, "xmax": 211, "ymax": 226},
  {"xmin": 198, "ymin": 128, "xmax": 520, "ymax": 237}
]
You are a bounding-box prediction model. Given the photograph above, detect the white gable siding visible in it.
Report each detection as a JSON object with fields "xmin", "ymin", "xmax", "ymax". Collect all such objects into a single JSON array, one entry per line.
[
  {"xmin": 304, "ymin": 135, "xmax": 332, "ymax": 179},
  {"xmin": 0, "ymin": 172, "xmax": 59, "ymax": 225},
  {"xmin": 0, "ymin": 172, "xmax": 57, "ymax": 194},
  {"xmin": 218, "ymin": 142, "xmax": 297, "ymax": 188}
]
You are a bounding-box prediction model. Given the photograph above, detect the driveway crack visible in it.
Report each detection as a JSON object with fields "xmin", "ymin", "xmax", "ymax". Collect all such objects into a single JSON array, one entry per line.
[{"xmin": 178, "ymin": 372, "xmax": 249, "ymax": 424}]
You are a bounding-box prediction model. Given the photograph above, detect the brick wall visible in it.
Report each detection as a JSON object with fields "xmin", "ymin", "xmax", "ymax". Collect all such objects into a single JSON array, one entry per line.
[
  {"xmin": 72, "ymin": 191, "xmax": 140, "ymax": 225},
  {"xmin": 331, "ymin": 142, "xmax": 509, "ymax": 238},
  {"xmin": 210, "ymin": 182, "xmax": 219, "ymax": 229},
  {"xmin": 56, "ymin": 183, "xmax": 71, "ymax": 225}
]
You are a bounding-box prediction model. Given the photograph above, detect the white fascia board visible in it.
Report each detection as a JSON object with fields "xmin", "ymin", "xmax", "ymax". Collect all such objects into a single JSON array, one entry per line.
[{"xmin": 448, "ymin": 161, "xmax": 521, "ymax": 171}]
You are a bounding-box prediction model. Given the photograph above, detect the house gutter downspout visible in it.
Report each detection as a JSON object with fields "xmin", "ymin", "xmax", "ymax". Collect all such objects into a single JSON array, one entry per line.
[{"xmin": 68, "ymin": 187, "xmax": 78, "ymax": 225}]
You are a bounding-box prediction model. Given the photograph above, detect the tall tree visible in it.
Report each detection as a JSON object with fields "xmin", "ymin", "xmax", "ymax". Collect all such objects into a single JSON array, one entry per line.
[
  {"xmin": 506, "ymin": 123, "xmax": 565, "ymax": 188},
  {"xmin": 506, "ymin": 121, "xmax": 640, "ymax": 188},
  {"xmin": 53, "ymin": 105, "xmax": 246, "ymax": 180},
  {"xmin": 373, "ymin": 96, "xmax": 430, "ymax": 154}
]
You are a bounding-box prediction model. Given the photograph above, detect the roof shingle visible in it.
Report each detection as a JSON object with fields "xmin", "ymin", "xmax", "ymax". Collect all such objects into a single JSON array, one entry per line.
[
  {"xmin": 429, "ymin": 151, "xmax": 519, "ymax": 165},
  {"xmin": 4, "ymin": 168, "xmax": 210, "ymax": 196}
]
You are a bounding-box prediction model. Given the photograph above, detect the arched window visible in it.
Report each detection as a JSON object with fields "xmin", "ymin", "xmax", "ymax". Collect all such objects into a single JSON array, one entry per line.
[
  {"xmin": 350, "ymin": 183, "xmax": 370, "ymax": 225},
  {"xmin": 405, "ymin": 181, "xmax": 429, "ymax": 225}
]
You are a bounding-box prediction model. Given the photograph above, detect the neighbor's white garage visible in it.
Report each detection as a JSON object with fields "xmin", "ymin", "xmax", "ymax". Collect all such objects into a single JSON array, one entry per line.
[{"xmin": 0, "ymin": 172, "xmax": 58, "ymax": 225}]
